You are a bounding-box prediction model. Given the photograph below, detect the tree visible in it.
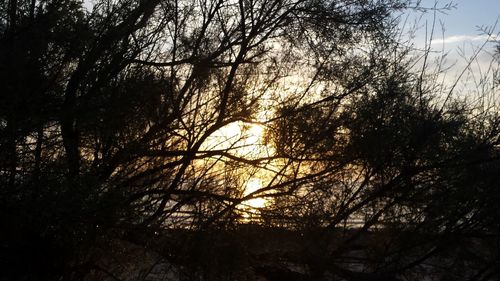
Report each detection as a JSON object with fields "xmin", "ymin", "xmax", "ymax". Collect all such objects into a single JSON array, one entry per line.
[
  {"xmin": 1, "ymin": 0, "xmax": 499, "ymax": 280},
  {"xmin": 261, "ymin": 24, "xmax": 500, "ymax": 279},
  {"xmin": 1, "ymin": 0, "xmax": 411, "ymax": 279}
]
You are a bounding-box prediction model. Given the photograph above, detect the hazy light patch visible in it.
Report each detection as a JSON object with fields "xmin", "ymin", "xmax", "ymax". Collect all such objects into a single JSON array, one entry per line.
[
  {"xmin": 200, "ymin": 119, "xmax": 273, "ymax": 214},
  {"xmin": 407, "ymin": 31, "xmax": 498, "ymax": 97},
  {"xmin": 242, "ymin": 178, "xmax": 267, "ymax": 209},
  {"xmin": 83, "ymin": 0, "xmax": 94, "ymax": 11},
  {"xmin": 201, "ymin": 121, "xmax": 270, "ymax": 159}
]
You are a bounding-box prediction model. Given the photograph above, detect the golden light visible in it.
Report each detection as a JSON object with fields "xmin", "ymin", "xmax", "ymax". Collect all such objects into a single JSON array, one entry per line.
[
  {"xmin": 200, "ymin": 120, "xmax": 271, "ymax": 210},
  {"xmin": 243, "ymin": 178, "xmax": 267, "ymax": 209},
  {"xmin": 201, "ymin": 121, "xmax": 267, "ymax": 157}
]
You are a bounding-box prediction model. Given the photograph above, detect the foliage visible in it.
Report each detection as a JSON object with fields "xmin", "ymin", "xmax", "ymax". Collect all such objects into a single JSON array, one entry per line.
[{"xmin": 1, "ymin": 0, "xmax": 499, "ymax": 280}]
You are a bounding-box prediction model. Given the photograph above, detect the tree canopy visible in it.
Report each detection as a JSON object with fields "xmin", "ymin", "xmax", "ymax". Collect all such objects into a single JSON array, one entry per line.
[{"xmin": 1, "ymin": 0, "xmax": 499, "ymax": 280}]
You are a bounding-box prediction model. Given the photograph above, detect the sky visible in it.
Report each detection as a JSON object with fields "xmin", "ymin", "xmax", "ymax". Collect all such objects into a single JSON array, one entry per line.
[
  {"xmin": 81, "ymin": 0, "xmax": 499, "ymax": 90},
  {"xmin": 408, "ymin": 0, "xmax": 499, "ymax": 48},
  {"xmin": 83, "ymin": 0, "xmax": 499, "ymax": 45},
  {"xmin": 429, "ymin": 0, "xmax": 499, "ymax": 36},
  {"xmin": 400, "ymin": 1, "xmax": 499, "ymax": 94}
]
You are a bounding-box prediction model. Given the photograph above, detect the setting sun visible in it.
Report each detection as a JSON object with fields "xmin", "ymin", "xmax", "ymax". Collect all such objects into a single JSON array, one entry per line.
[
  {"xmin": 201, "ymin": 121, "xmax": 268, "ymax": 158},
  {"xmin": 200, "ymin": 120, "xmax": 272, "ymax": 209},
  {"xmin": 243, "ymin": 178, "xmax": 267, "ymax": 209}
]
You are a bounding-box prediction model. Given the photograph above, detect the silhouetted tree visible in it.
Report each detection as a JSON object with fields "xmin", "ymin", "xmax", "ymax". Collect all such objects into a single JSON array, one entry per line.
[
  {"xmin": 1, "ymin": 0, "xmax": 499, "ymax": 280},
  {"xmin": 262, "ymin": 34, "xmax": 500, "ymax": 279}
]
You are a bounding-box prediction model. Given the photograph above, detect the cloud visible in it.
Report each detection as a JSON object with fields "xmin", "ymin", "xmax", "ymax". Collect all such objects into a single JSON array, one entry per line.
[{"xmin": 430, "ymin": 34, "xmax": 499, "ymax": 45}]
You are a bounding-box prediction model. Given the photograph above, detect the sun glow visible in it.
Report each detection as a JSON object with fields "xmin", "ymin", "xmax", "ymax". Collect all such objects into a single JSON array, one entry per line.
[
  {"xmin": 200, "ymin": 120, "xmax": 272, "ymax": 210},
  {"xmin": 243, "ymin": 178, "xmax": 267, "ymax": 209},
  {"xmin": 201, "ymin": 121, "xmax": 268, "ymax": 157}
]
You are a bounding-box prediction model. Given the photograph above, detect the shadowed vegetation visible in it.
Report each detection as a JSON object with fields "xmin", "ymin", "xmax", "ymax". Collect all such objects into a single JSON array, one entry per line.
[{"xmin": 1, "ymin": 0, "xmax": 499, "ymax": 280}]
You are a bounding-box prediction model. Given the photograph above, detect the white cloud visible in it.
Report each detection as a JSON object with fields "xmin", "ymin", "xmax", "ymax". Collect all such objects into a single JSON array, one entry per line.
[{"xmin": 431, "ymin": 34, "xmax": 499, "ymax": 45}]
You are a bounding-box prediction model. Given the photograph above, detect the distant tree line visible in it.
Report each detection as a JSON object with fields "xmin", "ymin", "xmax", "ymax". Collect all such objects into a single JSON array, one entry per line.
[{"xmin": 1, "ymin": 0, "xmax": 499, "ymax": 280}]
